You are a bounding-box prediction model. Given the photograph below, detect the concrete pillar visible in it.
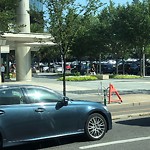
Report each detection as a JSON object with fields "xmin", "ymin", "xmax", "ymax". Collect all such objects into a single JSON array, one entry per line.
[
  {"xmin": 16, "ymin": 0, "xmax": 31, "ymax": 81},
  {"xmin": 16, "ymin": 0, "xmax": 30, "ymax": 33},
  {"xmin": 16, "ymin": 44, "xmax": 31, "ymax": 81}
]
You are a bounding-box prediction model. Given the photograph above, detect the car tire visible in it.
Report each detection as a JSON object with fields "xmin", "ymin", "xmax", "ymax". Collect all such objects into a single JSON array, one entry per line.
[{"xmin": 85, "ymin": 113, "xmax": 107, "ymax": 141}]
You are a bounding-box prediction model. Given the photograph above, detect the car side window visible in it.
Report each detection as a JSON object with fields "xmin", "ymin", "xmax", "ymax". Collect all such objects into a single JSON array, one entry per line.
[
  {"xmin": 0, "ymin": 88, "xmax": 25, "ymax": 105},
  {"xmin": 26, "ymin": 88, "xmax": 62, "ymax": 103}
]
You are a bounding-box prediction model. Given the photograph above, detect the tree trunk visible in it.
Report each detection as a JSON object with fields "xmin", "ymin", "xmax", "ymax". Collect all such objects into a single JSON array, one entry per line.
[
  {"xmin": 115, "ymin": 58, "xmax": 119, "ymax": 74},
  {"xmin": 122, "ymin": 58, "xmax": 125, "ymax": 75},
  {"xmin": 142, "ymin": 49, "xmax": 145, "ymax": 77},
  {"xmin": 99, "ymin": 54, "xmax": 101, "ymax": 74},
  {"xmin": 62, "ymin": 53, "xmax": 66, "ymax": 96}
]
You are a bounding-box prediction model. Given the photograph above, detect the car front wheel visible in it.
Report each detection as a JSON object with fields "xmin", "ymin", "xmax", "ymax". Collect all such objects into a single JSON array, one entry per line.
[{"xmin": 85, "ymin": 113, "xmax": 107, "ymax": 140}]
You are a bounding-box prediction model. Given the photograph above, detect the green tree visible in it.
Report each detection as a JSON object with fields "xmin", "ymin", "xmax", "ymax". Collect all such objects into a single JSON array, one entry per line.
[
  {"xmin": 113, "ymin": 1, "xmax": 150, "ymax": 76},
  {"xmin": 0, "ymin": 0, "xmax": 20, "ymax": 32},
  {"xmin": 105, "ymin": 2, "xmax": 131, "ymax": 74},
  {"xmin": 70, "ymin": 15, "xmax": 101, "ymax": 61},
  {"xmin": 30, "ymin": 10, "xmax": 44, "ymax": 33},
  {"xmin": 44, "ymin": 0, "xmax": 102, "ymax": 96}
]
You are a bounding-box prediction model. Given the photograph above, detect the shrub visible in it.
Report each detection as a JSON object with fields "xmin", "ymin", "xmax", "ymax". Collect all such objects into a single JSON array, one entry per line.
[
  {"xmin": 109, "ymin": 74, "xmax": 141, "ymax": 79},
  {"xmin": 57, "ymin": 74, "xmax": 141, "ymax": 81},
  {"xmin": 74, "ymin": 72, "xmax": 80, "ymax": 76},
  {"xmin": 58, "ymin": 75, "xmax": 98, "ymax": 81}
]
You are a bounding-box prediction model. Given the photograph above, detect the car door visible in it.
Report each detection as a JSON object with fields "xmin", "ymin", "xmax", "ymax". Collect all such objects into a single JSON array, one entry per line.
[
  {"xmin": 44, "ymin": 100, "xmax": 79, "ymax": 136},
  {"xmin": 0, "ymin": 88, "xmax": 38, "ymax": 142},
  {"xmin": 25, "ymin": 87, "xmax": 79, "ymax": 138}
]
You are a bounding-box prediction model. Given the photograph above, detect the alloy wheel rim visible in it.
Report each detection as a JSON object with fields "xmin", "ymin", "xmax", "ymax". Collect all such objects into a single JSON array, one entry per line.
[{"xmin": 88, "ymin": 116, "xmax": 105, "ymax": 139}]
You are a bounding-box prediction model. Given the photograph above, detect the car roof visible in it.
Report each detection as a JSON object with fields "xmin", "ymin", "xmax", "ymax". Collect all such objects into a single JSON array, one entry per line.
[
  {"xmin": 0, "ymin": 84, "xmax": 45, "ymax": 90},
  {"xmin": 0, "ymin": 84, "xmax": 63, "ymax": 95}
]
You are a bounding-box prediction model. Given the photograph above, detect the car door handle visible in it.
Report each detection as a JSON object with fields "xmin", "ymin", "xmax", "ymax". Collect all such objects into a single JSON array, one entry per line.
[
  {"xmin": 0, "ymin": 110, "xmax": 5, "ymax": 115},
  {"xmin": 35, "ymin": 108, "xmax": 45, "ymax": 112}
]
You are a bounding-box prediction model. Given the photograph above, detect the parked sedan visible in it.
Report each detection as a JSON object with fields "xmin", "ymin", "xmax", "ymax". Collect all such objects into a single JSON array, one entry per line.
[
  {"xmin": 100, "ymin": 63, "xmax": 115, "ymax": 74},
  {"xmin": 0, "ymin": 85, "xmax": 112, "ymax": 148},
  {"xmin": 118, "ymin": 62, "xmax": 140, "ymax": 75}
]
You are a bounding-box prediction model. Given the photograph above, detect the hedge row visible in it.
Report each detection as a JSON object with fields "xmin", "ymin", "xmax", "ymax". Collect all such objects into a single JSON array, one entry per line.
[{"xmin": 58, "ymin": 74, "xmax": 141, "ymax": 81}]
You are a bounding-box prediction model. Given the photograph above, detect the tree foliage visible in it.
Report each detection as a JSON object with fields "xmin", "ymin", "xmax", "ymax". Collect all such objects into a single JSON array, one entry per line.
[
  {"xmin": 0, "ymin": 0, "xmax": 20, "ymax": 32},
  {"xmin": 70, "ymin": 0, "xmax": 150, "ymax": 75},
  {"xmin": 36, "ymin": 0, "xmax": 150, "ymax": 76},
  {"xmin": 30, "ymin": 10, "xmax": 44, "ymax": 33},
  {"xmin": 43, "ymin": 0, "xmax": 103, "ymax": 96}
]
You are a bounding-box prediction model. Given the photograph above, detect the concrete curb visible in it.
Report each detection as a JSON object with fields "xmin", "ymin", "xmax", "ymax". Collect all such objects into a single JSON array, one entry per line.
[
  {"xmin": 112, "ymin": 112, "xmax": 150, "ymax": 121},
  {"xmin": 107, "ymin": 101, "xmax": 150, "ymax": 107}
]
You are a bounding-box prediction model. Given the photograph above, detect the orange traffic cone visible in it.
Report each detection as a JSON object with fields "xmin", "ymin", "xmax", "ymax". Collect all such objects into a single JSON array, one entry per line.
[{"xmin": 108, "ymin": 84, "xmax": 123, "ymax": 104}]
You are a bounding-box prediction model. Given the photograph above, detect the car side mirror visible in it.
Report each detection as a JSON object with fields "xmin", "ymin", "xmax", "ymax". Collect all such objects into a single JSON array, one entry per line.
[
  {"xmin": 62, "ymin": 96, "xmax": 69, "ymax": 106},
  {"xmin": 56, "ymin": 96, "xmax": 69, "ymax": 110}
]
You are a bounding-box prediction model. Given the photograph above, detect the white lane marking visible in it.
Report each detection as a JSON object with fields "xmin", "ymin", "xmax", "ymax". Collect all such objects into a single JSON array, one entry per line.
[{"xmin": 79, "ymin": 136, "xmax": 150, "ymax": 149}]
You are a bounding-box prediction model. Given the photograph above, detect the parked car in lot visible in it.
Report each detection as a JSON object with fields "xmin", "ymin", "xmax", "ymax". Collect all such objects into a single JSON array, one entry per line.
[
  {"xmin": 100, "ymin": 63, "xmax": 115, "ymax": 74},
  {"xmin": 53, "ymin": 64, "xmax": 63, "ymax": 73},
  {"xmin": 118, "ymin": 61, "xmax": 140, "ymax": 75},
  {"xmin": 0, "ymin": 85, "xmax": 112, "ymax": 148},
  {"xmin": 53, "ymin": 63, "xmax": 71, "ymax": 73}
]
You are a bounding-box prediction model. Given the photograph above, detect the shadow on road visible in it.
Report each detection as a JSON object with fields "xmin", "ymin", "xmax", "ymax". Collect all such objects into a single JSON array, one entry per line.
[
  {"xmin": 4, "ymin": 135, "xmax": 87, "ymax": 150},
  {"xmin": 116, "ymin": 117, "xmax": 150, "ymax": 127}
]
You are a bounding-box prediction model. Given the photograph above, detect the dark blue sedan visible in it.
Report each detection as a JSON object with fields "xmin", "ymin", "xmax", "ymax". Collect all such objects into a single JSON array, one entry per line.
[{"xmin": 0, "ymin": 85, "xmax": 112, "ymax": 148}]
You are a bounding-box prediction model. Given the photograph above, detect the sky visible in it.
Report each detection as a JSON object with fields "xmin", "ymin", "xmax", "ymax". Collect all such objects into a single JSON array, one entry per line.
[
  {"xmin": 102, "ymin": 0, "xmax": 132, "ymax": 5},
  {"xmin": 76, "ymin": 0, "xmax": 133, "ymax": 6},
  {"xmin": 44, "ymin": 0, "xmax": 134, "ymax": 21}
]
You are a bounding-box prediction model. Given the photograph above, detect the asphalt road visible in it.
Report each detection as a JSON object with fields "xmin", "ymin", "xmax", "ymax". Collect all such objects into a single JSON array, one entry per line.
[
  {"xmin": 5, "ymin": 116, "xmax": 150, "ymax": 150},
  {"xmin": 108, "ymin": 101, "xmax": 150, "ymax": 120}
]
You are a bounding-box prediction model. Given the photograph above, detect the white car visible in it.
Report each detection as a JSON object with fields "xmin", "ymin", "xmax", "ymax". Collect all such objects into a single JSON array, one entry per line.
[{"xmin": 54, "ymin": 65, "xmax": 63, "ymax": 73}]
